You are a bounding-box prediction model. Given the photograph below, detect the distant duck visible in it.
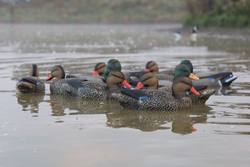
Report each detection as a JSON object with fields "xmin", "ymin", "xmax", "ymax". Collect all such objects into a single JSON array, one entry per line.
[
  {"xmin": 173, "ymin": 25, "xmax": 198, "ymax": 42},
  {"xmin": 16, "ymin": 64, "xmax": 45, "ymax": 93},
  {"xmin": 174, "ymin": 31, "xmax": 182, "ymax": 42},
  {"xmin": 190, "ymin": 25, "xmax": 198, "ymax": 42},
  {"xmin": 112, "ymin": 64, "xmax": 215, "ymax": 111}
]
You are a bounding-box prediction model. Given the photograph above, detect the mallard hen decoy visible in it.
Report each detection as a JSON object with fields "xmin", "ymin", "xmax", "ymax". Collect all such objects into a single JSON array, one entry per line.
[
  {"xmin": 47, "ymin": 60, "xmax": 132, "ymax": 101},
  {"xmin": 92, "ymin": 62, "xmax": 106, "ymax": 77},
  {"xmin": 126, "ymin": 60, "xmax": 159, "ymax": 90}
]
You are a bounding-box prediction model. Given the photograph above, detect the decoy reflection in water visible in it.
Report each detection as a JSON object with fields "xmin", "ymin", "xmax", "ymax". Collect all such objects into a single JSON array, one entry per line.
[
  {"xmin": 16, "ymin": 93, "xmax": 44, "ymax": 113},
  {"xmin": 16, "ymin": 64, "xmax": 45, "ymax": 93},
  {"xmin": 49, "ymin": 95, "xmax": 121, "ymax": 116},
  {"xmin": 106, "ymin": 105, "xmax": 211, "ymax": 133}
]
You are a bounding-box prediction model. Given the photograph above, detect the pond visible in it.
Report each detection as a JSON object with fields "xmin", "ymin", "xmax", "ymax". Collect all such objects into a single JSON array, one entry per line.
[{"xmin": 0, "ymin": 24, "xmax": 250, "ymax": 167}]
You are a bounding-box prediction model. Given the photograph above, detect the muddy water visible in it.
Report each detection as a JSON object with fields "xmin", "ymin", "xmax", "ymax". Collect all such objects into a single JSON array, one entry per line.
[{"xmin": 0, "ymin": 24, "xmax": 249, "ymax": 167}]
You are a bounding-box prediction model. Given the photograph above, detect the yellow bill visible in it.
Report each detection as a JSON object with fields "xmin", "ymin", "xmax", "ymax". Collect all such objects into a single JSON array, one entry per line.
[{"xmin": 189, "ymin": 73, "xmax": 199, "ymax": 80}]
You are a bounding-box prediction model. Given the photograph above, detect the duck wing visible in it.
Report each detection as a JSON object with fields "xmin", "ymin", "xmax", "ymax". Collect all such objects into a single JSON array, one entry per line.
[
  {"xmin": 66, "ymin": 79, "xmax": 86, "ymax": 89},
  {"xmin": 121, "ymin": 88, "xmax": 150, "ymax": 100},
  {"xmin": 198, "ymin": 72, "xmax": 237, "ymax": 86},
  {"xmin": 113, "ymin": 88, "xmax": 185, "ymax": 111}
]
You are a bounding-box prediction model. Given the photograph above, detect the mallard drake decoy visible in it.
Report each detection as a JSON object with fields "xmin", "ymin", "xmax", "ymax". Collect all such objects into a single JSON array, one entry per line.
[
  {"xmin": 103, "ymin": 59, "xmax": 122, "ymax": 80},
  {"xmin": 16, "ymin": 64, "xmax": 45, "ymax": 93},
  {"xmin": 180, "ymin": 59, "xmax": 237, "ymax": 87},
  {"xmin": 172, "ymin": 63, "xmax": 215, "ymax": 104},
  {"xmin": 112, "ymin": 64, "xmax": 215, "ymax": 111},
  {"xmin": 103, "ymin": 59, "xmax": 133, "ymax": 89},
  {"xmin": 158, "ymin": 60, "xmax": 237, "ymax": 87}
]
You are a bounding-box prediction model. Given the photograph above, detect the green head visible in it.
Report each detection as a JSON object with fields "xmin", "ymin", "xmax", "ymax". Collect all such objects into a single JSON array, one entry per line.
[
  {"xmin": 173, "ymin": 64, "xmax": 191, "ymax": 80},
  {"xmin": 103, "ymin": 59, "xmax": 122, "ymax": 80},
  {"xmin": 180, "ymin": 60, "xmax": 193, "ymax": 73}
]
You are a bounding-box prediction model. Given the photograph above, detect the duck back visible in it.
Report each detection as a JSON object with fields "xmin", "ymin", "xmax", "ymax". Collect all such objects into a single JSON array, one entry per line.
[
  {"xmin": 112, "ymin": 89, "xmax": 192, "ymax": 111},
  {"xmin": 50, "ymin": 78, "xmax": 107, "ymax": 101}
]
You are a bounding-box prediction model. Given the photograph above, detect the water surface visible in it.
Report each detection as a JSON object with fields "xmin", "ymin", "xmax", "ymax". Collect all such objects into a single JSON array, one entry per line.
[{"xmin": 0, "ymin": 24, "xmax": 250, "ymax": 167}]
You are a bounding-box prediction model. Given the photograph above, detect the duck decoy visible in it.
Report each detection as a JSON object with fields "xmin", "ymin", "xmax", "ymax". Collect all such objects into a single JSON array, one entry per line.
[
  {"xmin": 157, "ymin": 60, "xmax": 237, "ymax": 88},
  {"xmin": 103, "ymin": 59, "xmax": 132, "ymax": 90},
  {"xmin": 16, "ymin": 64, "xmax": 45, "ymax": 93},
  {"xmin": 46, "ymin": 65, "xmax": 107, "ymax": 100},
  {"xmin": 60, "ymin": 64, "xmax": 104, "ymax": 82},
  {"xmin": 112, "ymin": 64, "xmax": 215, "ymax": 111},
  {"xmin": 180, "ymin": 59, "xmax": 237, "ymax": 87},
  {"xmin": 126, "ymin": 61, "xmax": 159, "ymax": 79},
  {"xmin": 126, "ymin": 60, "xmax": 159, "ymax": 90},
  {"xmin": 92, "ymin": 62, "xmax": 106, "ymax": 77},
  {"xmin": 46, "ymin": 60, "xmax": 132, "ymax": 101},
  {"xmin": 103, "ymin": 59, "xmax": 122, "ymax": 80}
]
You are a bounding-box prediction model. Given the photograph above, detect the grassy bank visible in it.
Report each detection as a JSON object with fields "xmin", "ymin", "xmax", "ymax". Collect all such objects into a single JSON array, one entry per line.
[
  {"xmin": 0, "ymin": 0, "xmax": 186, "ymax": 23},
  {"xmin": 185, "ymin": 0, "xmax": 250, "ymax": 27}
]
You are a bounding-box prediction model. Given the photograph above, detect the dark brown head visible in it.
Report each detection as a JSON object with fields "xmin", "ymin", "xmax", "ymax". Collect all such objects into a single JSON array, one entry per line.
[
  {"xmin": 46, "ymin": 65, "xmax": 65, "ymax": 81},
  {"xmin": 106, "ymin": 71, "xmax": 125, "ymax": 89},
  {"xmin": 145, "ymin": 61, "xmax": 159, "ymax": 73},
  {"xmin": 92, "ymin": 62, "xmax": 106, "ymax": 77},
  {"xmin": 139, "ymin": 72, "xmax": 159, "ymax": 89}
]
